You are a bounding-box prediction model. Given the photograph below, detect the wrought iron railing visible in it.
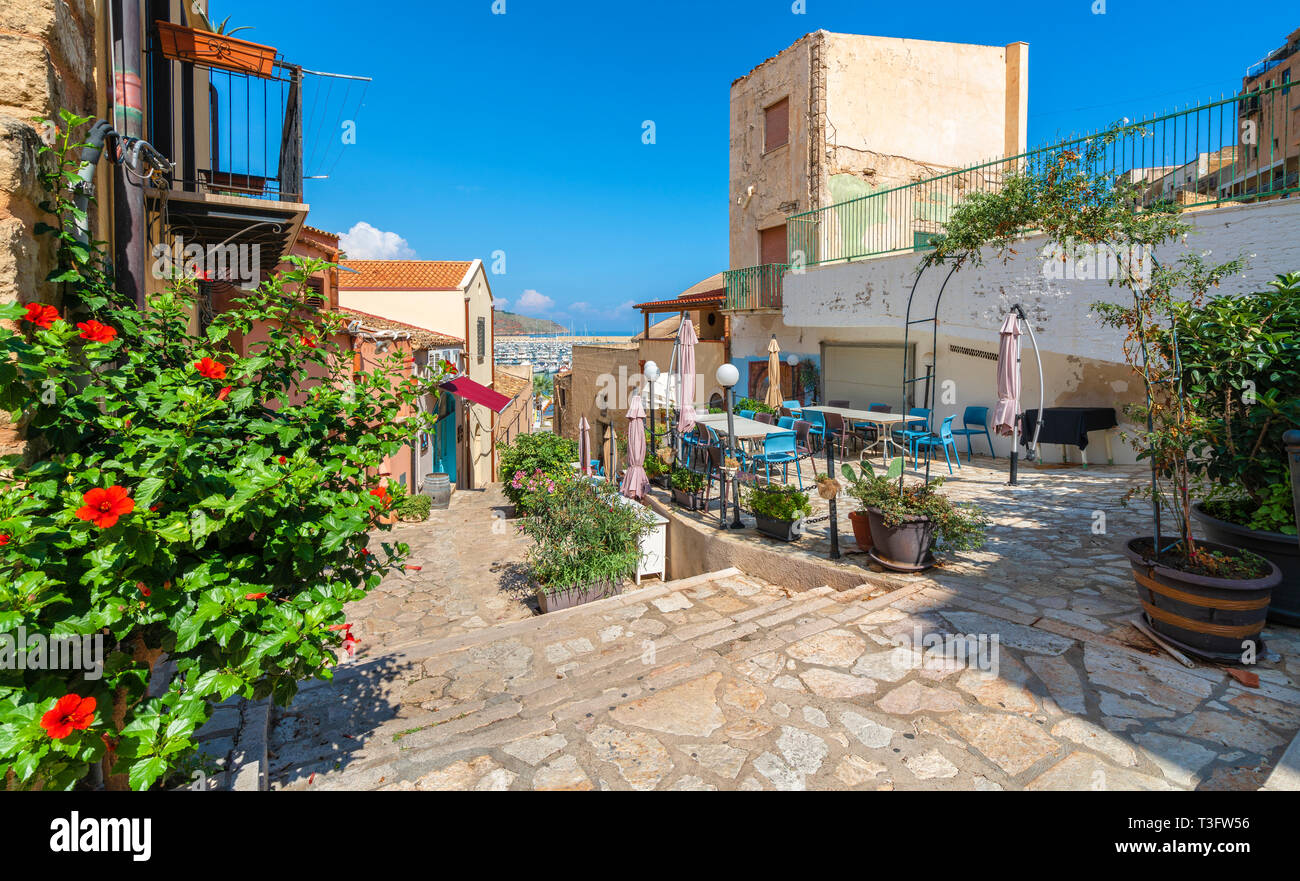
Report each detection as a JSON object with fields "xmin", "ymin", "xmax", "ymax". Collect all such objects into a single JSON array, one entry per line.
[
  {"xmin": 788, "ymin": 82, "xmax": 1298, "ymax": 267},
  {"xmin": 724, "ymin": 263, "xmax": 788, "ymax": 311}
]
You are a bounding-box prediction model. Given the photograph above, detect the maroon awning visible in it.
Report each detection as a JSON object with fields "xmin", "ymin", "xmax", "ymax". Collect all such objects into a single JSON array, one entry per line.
[{"xmin": 440, "ymin": 376, "xmax": 512, "ymax": 413}]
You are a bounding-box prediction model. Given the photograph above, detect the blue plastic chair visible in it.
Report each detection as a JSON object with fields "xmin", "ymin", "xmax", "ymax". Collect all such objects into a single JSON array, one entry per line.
[
  {"xmin": 739, "ymin": 409, "xmax": 756, "ymax": 421},
  {"xmin": 913, "ymin": 415, "xmax": 962, "ymax": 474},
  {"xmin": 802, "ymin": 408, "xmax": 827, "ymax": 451},
  {"xmin": 749, "ymin": 431, "xmax": 801, "ymax": 488},
  {"xmin": 782, "ymin": 400, "xmax": 803, "ymax": 417},
  {"xmin": 893, "ymin": 407, "xmax": 932, "ymax": 463},
  {"xmin": 949, "ymin": 405, "xmax": 995, "ymax": 461},
  {"xmin": 589, "ymin": 458, "xmax": 605, "ymax": 477},
  {"xmin": 777, "ymin": 416, "xmax": 795, "ymax": 430}
]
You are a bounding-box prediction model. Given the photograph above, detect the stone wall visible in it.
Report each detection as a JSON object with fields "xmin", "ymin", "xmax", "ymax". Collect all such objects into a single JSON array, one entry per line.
[{"xmin": 0, "ymin": 0, "xmax": 102, "ymax": 456}]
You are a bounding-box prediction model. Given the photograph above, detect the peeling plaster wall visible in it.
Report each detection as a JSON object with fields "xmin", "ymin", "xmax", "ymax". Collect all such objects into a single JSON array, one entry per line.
[
  {"xmin": 753, "ymin": 198, "xmax": 1300, "ymax": 465},
  {"xmin": 728, "ymin": 31, "xmax": 1027, "ymax": 271}
]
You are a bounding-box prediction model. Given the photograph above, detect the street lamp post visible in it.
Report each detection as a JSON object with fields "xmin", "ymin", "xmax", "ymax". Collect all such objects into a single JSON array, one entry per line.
[
  {"xmin": 717, "ymin": 363, "xmax": 744, "ymax": 529},
  {"xmin": 644, "ymin": 360, "xmax": 660, "ymax": 451}
]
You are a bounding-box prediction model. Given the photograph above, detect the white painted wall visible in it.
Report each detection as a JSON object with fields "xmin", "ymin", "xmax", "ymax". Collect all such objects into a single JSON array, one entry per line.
[{"xmin": 741, "ymin": 199, "xmax": 1300, "ymax": 465}]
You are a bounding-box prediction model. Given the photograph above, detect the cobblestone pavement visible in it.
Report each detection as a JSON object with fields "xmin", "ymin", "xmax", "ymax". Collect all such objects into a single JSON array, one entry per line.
[
  {"xmin": 345, "ymin": 486, "xmax": 535, "ymax": 655},
  {"xmin": 261, "ymin": 461, "xmax": 1300, "ymax": 791}
]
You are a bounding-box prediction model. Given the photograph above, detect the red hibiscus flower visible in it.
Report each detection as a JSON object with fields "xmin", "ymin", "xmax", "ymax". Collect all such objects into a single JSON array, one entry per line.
[
  {"xmin": 40, "ymin": 694, "xmax": 96, "ymax": 740},
  {"xmin": 368, "ymin": 486, "xmax": 390, "ymax": 507},
  {"xmin": 278, "ymin": 456, "xmax": 287, "ymax": 465},
  {"xmin": 0, "ymin": 534, "xmax": 9, "ymax": 547},
  {"xmin": 194, "ymin": 357, "xmax": 227, "ymax": 379},
  {"xmin": 23, "ymin": 303, "xmax": 60, "ymax": 330},
  {"xmin": 76, "ymin": 320, "xmax": 117, "ymax": 343},
  {"xmin": 74, "ymin": 485, "xmax": 135, "ymax": 529},
  {"xmin": 245, "ymin": 592, "xmax": 268, "ymax": 600},
  {"xmin": 300, "ymin": 335, "xmax": 318, "ymax": 348},
  {"xmin": 216, "ymin": 386, "xmax": 232, "ymax": 401},
  {"xmin": 138, "ymin": 582, "xmax": 151, "ymax": 597}
]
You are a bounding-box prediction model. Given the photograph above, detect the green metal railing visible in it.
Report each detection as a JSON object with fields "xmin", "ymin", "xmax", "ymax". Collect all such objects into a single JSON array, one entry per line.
[
  {"xmin": 788, "ymin": 82, "xmax": 1298, "ymax": 267},
  {"xmin": 724, "ymin": 263, "xmax": 788, "ymax": 311}
]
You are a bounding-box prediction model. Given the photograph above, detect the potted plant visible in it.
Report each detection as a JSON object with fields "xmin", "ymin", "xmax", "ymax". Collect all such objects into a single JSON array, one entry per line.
[
  {"xmin": 520, "ymin": 479, "xmax": 655, "ymax": 613},
  {"xmin": 156, "ymin": 10, "xmax": 277, "ymax": 77},
  {"xmin": 395, "ymin": 492, "xmax": 433, "ymax": 523},
  {"xmin": 644, "ymin": 453, "xmax": 670, "ymax": 489},
  {"xmin": 840, "ymin": 461, "xmax": 885, "ymax": 551},
  {"xmin": 670, "ymin": 467, "xmax": 706, "ymax": 510},
  {"xmin": 745, "ymin": 483, "xmax": 811, "ymax": 542},
  {"xmin": 843, "ymin": 457, "xmax": 988, "ymax": 570},
  {"xmin": 1160, "ymin": 272, "xmax": 1300, "ymax": 626}
]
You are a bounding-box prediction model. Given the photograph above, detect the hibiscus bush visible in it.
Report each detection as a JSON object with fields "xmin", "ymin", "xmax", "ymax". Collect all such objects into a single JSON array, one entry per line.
[{"xmin": 0, "ymin": 112, "xmax": 446, "ymax": 790}]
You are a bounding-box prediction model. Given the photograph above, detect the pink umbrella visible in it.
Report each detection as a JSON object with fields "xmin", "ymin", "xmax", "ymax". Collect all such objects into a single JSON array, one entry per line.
[
  {"xmin": 992, "ymin": 312, "xmax": 1021, "ymax": 437},
  {"xmin": 621, "ymin": 395, "xmax": 649, "ymax": 499},
  {"xmin": 677, "ymin": 318, "xmax": 698, "ymax": 434},
  {"xmin": 578, "ymin": 416, "xmax": 593, "ymax": 475}
]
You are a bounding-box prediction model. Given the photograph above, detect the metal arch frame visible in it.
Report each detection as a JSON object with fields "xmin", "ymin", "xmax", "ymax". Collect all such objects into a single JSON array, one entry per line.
[{"xmin": 900, "ymin": 262, "xmax": 959, "ymax": 485}]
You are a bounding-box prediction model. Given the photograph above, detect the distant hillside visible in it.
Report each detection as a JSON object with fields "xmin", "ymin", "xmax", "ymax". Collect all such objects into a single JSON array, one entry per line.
[{"xmin": 494, "ymin": 310, "xmax": 568, "ymax": 335}]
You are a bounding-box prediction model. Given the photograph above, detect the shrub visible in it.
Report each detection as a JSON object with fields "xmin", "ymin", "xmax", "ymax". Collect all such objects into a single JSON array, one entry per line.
[
  {"xmin": 1149, "ymin": 272, "xmax": 1299, "ymax": 535},
  {"xmin": 497, "ymin": 432, "xmax": 577, "ymax": 512},
  {"xmin": 744, "ymin": 483, "xmax": 811, "ymax": 522},
  {"xmin": 520, "ymin": 479, "xmax": 654, "ymax": 592},
  {"xmin": 0, "ymin": 113, "xmax": 442, "ymax": 790},
  {"xmin": 396, "ymin": 493, "xmax": 433, "ymax": 522},
  {"xmin": 734, "ymin": 397, "xmax": 777, "ymax": 415}
]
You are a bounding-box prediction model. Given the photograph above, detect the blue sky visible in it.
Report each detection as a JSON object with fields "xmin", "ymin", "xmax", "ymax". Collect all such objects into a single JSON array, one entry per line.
[{"xmin": 225, "ymin": 0, "xmax": 1287, "ymax": 333}]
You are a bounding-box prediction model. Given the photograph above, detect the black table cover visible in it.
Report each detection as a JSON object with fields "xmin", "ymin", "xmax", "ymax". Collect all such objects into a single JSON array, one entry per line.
[{"xmin": 1021, "ymin": 407, "xmax": 1117, "ymax": 451}]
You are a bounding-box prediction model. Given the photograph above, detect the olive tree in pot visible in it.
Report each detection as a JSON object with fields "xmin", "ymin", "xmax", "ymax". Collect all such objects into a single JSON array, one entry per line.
[
  {"xmin": 1153, "ymin": 272, "xmax": 1300, "ymax": 625},
  {"xmin": 841, "ymin": 458, "xmax": 987, "ymax": 570},
  {"xmin": 519, "ymin": 478, "xmax": 655, "ymax": 613},
  {"xmin": 744, "ymin": 483, "xmax": 811, "ymax": 542}
]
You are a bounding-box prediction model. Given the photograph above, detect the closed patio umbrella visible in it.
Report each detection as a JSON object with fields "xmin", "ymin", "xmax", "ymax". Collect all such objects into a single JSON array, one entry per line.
[
  {"xmin": 677, "ymin": 318, "xmax": 698, "ymax": 435},
  {"xmin": 622, "ymin": 395, "xmax": 648, "ymax": 499},
  {"xmin": 764, "ymin": 336, "xmax": 783, "ymax": 409},
  {"xmin": 578, "ymin": 416, "xmax": 592, "ymax": 476},
  {"xmin": 993, "ymin": 313, "xmax": 1021, "ymax": 437},
  {"xmin": 607, "ymin": 423, "xmax": 619, "ymax": 481}
]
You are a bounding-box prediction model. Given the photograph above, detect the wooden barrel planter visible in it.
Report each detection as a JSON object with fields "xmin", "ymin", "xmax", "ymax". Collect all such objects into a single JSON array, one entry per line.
[
  {"xmin": 1122, "ymin": 537, "xmax": 1280, "ymax": 662},
  {"xmin": 1193, "ymin": 502, "xmax": 1299, "ymax": 626},
  {"xmin": 423, "ymin": 473, "xmax": 452, "ymax": 510}
]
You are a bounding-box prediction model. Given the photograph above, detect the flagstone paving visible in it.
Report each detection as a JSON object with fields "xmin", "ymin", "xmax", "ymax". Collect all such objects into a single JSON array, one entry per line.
[
  {"xmin": 344, "ymin": 486, "xmax": 536, "ymax": 653},
  {"xmin": 257, "ymin": 461, "xmax": 1300, "ymax": 791},
  {"xmin": 268, "ymin": 568, "xmax": 1300, "ymax": 791}
]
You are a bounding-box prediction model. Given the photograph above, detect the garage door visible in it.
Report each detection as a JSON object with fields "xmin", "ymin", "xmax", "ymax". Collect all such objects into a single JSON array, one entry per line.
[{"xmin": 822, "ymin": 344, "xmax": 914, "ymax": 411}]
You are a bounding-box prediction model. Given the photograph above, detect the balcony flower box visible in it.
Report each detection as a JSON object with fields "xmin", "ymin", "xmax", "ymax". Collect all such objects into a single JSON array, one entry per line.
[{"xmin": 155, "ymin": 20, "xmax": 276, "ymax": 77}]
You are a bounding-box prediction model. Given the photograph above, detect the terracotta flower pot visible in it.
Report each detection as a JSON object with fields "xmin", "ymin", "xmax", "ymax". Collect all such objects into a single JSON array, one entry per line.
[
  {"xmin": 155, "ymin": 20, "xmax": 276, "ymax": 77},
  {"xmin": 848, "ymin": 510, "xmax": 873, "ymax": 551}
]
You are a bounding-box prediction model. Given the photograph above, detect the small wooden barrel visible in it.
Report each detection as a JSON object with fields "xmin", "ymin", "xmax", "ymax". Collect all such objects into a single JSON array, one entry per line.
[
  {"xmin": 423, "ymin": 473, "xmax": 452, "ymax": 510},
  {"xmin": 1122, "ymin": 537, "xmax": 1280, "ymax": 661}
]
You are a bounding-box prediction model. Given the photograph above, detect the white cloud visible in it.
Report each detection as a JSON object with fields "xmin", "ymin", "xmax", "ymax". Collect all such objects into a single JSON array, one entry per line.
[
  {"xmin": 338, "ymin": 221, "xmax": 416, "ymax": 260},
  {"xmin": 516, "ymin": 289, "xmax": 555, "ymax": 314},
  {"xmin": 494, "ymin": 297, "xmax": 509, "ymax": 311}
]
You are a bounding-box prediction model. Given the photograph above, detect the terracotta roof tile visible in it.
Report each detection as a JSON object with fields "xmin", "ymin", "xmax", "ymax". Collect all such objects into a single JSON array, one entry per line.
[
  {"xmin": 338, "ymin": 260, "xmax": 474, "ymax": 290},
  {"xmin": 493, "ymin": 368, "xmax": 530, "ymax": 401},
  {"xmin": 335, "ymin": 308, "xmax": 464, "ymax": 350}
]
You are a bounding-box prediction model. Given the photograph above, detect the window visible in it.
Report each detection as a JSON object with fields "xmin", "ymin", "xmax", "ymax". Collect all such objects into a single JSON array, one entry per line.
[
  {"xmin": 760, "ymin": 224, "xmax": 787, "ymax": 266},
  {"xmin": 477, "ymin": 317, "xmax": 486, "ymax": 360},
  {"xmin": 764, "ymin": 97, "xmax": 789, "ymax": 152},
  {"xmin": 1284, "ymin": 69, "xmax": 1292, "ymax": 95}
]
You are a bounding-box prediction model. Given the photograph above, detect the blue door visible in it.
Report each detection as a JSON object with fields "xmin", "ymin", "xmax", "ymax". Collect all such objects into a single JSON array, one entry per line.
[{"xmin": 433, "ymin": 397, "xmax": 457, "ymax": 484}]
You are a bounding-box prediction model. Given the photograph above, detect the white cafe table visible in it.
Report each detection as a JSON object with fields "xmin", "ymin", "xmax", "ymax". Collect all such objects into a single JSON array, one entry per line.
[
  {"xmin": 695, "ymin": 412, "xmax": 790, "ymax": 441},
  {"xmin": 799, "ymin": 405, "xmax": 908, "ymax": 460}
]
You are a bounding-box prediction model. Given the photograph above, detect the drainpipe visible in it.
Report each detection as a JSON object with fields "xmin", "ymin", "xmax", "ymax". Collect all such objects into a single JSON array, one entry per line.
[
  {"xmin": 72, "ymin": 120, "xmax": 115, "ymax": 246},
  {"xmin": 111, "ymin": 0, "xmax": 146, "ymax": 308}
]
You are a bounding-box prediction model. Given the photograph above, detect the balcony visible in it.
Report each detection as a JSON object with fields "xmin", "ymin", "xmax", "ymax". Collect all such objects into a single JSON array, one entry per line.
[{"xmin": 723, "ymin": 263, "xmax": 787, "ymax": 313}]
